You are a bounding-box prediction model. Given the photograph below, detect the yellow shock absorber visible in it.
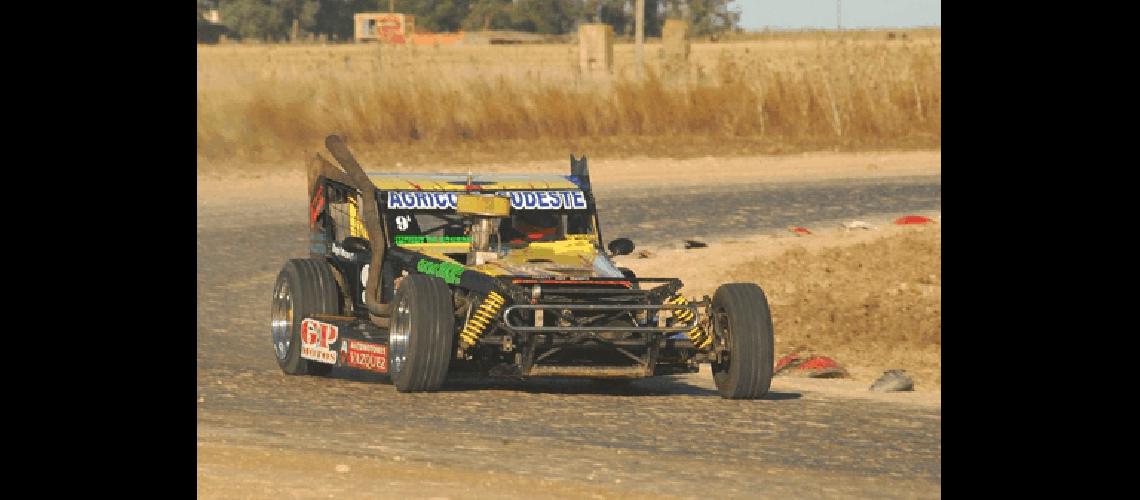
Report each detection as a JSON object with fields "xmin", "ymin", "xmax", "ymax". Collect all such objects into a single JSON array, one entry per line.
[
  {"xmin": 459, "ymin": 292, "xmax": 506, "ymax": 348},
  {"xmin": 667, "ymin": 295, "xmax": 712, "ymax": 349}
]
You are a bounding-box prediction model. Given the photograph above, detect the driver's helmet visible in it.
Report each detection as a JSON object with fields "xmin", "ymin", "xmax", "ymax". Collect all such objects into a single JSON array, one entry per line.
[{"xmin": 512, "ymin": 212, "xmax": 559, "ymax": 239}]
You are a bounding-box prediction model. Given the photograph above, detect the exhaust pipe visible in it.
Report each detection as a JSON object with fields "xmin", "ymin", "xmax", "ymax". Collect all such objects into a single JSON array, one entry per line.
[{"xmin": 323, "ymin": 135, "xmax": 390, "ymax": 318}]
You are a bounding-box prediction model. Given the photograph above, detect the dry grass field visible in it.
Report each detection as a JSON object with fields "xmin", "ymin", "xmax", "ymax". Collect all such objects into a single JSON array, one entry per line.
[{"xmin": 197, "ymin": 30, "xmax": 940, "ymax": 166}]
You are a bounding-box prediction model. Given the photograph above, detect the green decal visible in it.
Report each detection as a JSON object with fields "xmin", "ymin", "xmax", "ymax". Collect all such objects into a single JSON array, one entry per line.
[
  {"xmin": 396, "ymin": 235, "xmax": 472, "ymax": 245},
  {"xmin": 416, "ymin": 259, "xmax": 465, "ymax": 285}
]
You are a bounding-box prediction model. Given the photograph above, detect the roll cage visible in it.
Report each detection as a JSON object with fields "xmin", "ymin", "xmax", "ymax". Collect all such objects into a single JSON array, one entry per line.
[{"xmin": 305, "ymin": 136, "xmax": 688, "ymax": 329}]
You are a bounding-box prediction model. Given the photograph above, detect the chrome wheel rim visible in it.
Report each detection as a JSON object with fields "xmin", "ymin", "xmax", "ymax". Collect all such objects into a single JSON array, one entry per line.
[
  {"xmin": 271, "ymin": 277, "xmax": 293, "ymax": 361},
  {"xmin": 389, "ymin": 296, "xmax": 411, "ymax": 376}
]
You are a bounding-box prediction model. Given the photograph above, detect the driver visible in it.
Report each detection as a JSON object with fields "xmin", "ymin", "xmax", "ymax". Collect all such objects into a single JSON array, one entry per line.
[{"xmin": 510, "ymin": 212, "xmax": 560, "ymax": 241}]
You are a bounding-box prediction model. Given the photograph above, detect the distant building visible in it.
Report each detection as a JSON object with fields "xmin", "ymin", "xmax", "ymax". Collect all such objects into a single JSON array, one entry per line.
[
  {"xmin": 202, "ymin": 9, "xmax": 220, "ymax": 24},
  {"xmin": 353, "ymin": 13, "xmax": 415, "ymax": 44}
]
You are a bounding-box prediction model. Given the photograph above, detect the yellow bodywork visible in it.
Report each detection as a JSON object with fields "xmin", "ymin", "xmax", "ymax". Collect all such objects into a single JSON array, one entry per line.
[
  {"xmin": 399, "ymin": 237, "xmax": 601, "ymax": 277},
  {"xmin": 347, "ymin": 196, "xmax": 367, "ymax": 239},
  {"xmin": 456, "ymin": 194, "xmax": 511, "ymax": 217},
  {"xmin": 367, "ymin": 173, "xmax": 580, "ymax": 191}
]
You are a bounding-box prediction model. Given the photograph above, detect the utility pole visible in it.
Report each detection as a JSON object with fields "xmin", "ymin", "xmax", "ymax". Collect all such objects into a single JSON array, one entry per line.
[
  {"xmin": 837, "ymin": 0, "xmax": 842, "ymax": 30},
  {"xmin": 635, "ymin": 0, "xmax": 645, "ymax": 74}
]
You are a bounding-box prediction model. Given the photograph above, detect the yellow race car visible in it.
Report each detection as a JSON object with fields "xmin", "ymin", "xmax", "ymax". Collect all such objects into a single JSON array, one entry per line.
[{"xmin": 270, "ymin": 135, "xmax": 775, "ymax": 399}]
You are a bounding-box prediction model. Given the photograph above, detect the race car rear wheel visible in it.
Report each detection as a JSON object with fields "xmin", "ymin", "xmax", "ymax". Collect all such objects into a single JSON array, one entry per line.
[
  {"xmin": 388, "ymin": 274, "xmax": 455, "ymax": 392},
  {"xmin": 271, "ymin": 258, "xmax": 342, "ymax": 376},
  {"xmin": 710, "ymin": 283, "xmax": 774, "ymax": 399}
]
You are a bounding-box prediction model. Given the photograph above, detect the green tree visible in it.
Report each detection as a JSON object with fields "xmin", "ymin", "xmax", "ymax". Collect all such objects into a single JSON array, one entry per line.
[
  {"xmin": 219, "ymin": 0, "xmax": 283, "ymax": 39},
  {"xmin": 511, "ymin": 0, "xmax": 580, "ymax": 34},
  {"xmin": 687, "ymin": 0, "xmax": 739, "ymax": 35},
  {"xmin": 584, "ymin": 1, "xmax": 663, "ymax": 38},
  {"xmin": 643, "ymin": 0, "xmax": 662, "ymax": 37},
  {"xmin": 198, "ymin": 0, "xmax": 223, "ymax": 42},
  {"xmin": 395, "ymin": 0, "xmax": 472, "ymax": 32},
  {"xmin": 458, "ymin": 0, "xmax": 580, "ymax": 34},
  {"xmin": 312, "ymin": 0, "xmax": 370, "ymax": 40},
  {"xmin": 218, "ymin": 0, "xmax": 324, "ymax": 40},
  {"xmin": 661, "ymin": 0, "xmax": 739, "ymax": 36},
  {"xmin": 597, "ymin": 0, "xmax": 629, "ymax": 35},
  {"xmin": 462, "ymin": 0, "xmax": 513, "ymax": 31}
]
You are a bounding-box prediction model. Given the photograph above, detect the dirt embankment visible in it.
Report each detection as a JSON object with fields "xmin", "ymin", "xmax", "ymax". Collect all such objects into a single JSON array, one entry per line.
[
  {"xmin": 748, "ymin": 224, "xmax": 940, "ymax": 389},
  {"xmin": 616, "ymin": 221, "xmax": 941, "ymax": 391}
]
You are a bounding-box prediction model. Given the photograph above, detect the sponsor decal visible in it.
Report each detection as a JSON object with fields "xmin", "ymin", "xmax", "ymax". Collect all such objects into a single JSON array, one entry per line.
[
  {"xmin": 300, "ymin": 318, "xmax": 339, "ymax": 364},
  {"xmin": 504, "ymin": 191, "xmax": 587, "ymax": 210},
  {"xmin": 345, "ymin": 340, "xmax": 388, "ymax": 373},
  {"xmin": 395, "ymin": 215, "xmax": 411, "ymax": 231},
  {"xmin": 360, "ymin": 264, "xmax": 369, "ymax": 304},
  {"xmin": 395, "ymin": 235, "xmax": 472, "ymax": 245},
  {"xmin": 388, "ymin": 192, "xmax": 458, "ymax": 210},
  {"xmin": 386, "ymin": 191, "xmax": 587, "ymax": 210},
  {"xmin": 309, "ymin": 185, "xmax": 326, "ymax": 226},
  {"xmin": 416, "ymin": 258, "xmax": 465, "ymax": 285},
  {"xmin": 331, "ymin": 243, "xmax": 354, "ymax": 260}
]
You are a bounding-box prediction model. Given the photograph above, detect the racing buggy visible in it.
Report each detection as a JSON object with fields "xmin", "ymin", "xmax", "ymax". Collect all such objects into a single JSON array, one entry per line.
[{"xmin": 271, "ymin": 135, "xmax": 775, "ymax": 399}]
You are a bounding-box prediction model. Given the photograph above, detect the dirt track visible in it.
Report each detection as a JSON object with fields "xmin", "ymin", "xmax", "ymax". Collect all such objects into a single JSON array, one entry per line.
[{"xmin": 197, "ymin": 152, "xmax": 941, "ymax": 498}]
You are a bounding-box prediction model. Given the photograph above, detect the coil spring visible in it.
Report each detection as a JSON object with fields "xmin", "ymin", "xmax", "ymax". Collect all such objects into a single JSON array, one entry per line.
[
  {"xmin": 459, "ymin": 291, "xmax": 505, "ymax": 348},
  {"xmin": 666, "ymin": 295, "xmax": 712, "ymax": 349}
]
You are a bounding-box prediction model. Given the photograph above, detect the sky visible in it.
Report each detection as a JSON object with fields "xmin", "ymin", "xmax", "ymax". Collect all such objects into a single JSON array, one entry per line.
[{"xmin": 732, "ymin": 0, "xmax": 941, "ymax": 30}]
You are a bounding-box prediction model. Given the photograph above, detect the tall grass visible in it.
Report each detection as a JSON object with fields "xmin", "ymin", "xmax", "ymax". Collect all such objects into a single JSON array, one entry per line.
[{"xmin": 197, "ymin": 33, "xmax": 940, "ymax": 161}]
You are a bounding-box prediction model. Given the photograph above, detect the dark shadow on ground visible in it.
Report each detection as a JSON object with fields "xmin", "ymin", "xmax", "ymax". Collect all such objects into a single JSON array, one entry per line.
[
  {"xmin": 323, "ymin": 368, "xmax": 391, "ymax": 384},
  {"xmin": 440, "ymin": 373, "xmax": 801, "ymax": 400},
  {"xmin": 322, "ymin": 368, "xmax": 800, "ymax": 400},
  {"xmin": 440, "ymin": 373, "xmax": 718, "ymax": 396}
]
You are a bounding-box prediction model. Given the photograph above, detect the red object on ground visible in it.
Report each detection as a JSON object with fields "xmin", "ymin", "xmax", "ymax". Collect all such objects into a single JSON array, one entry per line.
[
  {"xmin": 790, "ymin": 226, "xmax": 813, "ymax": 235},
  {"xmin": 774, "ymin": 354, "xmax": 848, "ymax": 378},
  {"xmin": 774, "ymin": 354, "xmax": 802, "ymax": 373},
  {"xmin": 797, "ymin": 356, "xmax": 843, "ymax": 371},
  {"xmin": 894, "ymin": 215, "xmax": 932, "ymax": 225}
]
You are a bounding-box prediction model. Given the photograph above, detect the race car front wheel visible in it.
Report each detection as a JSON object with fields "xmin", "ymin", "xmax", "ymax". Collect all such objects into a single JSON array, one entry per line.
[
  {"xmin": 271, "ymin": 258, "xmax": 342, "ymax": 376},
  {"xmin": 710, "ymin": 283, "xmax": 774, "ymax": 399},
  {"xmin": 388, "ymin": 274, "xmax": 455, "ymax": 392}
]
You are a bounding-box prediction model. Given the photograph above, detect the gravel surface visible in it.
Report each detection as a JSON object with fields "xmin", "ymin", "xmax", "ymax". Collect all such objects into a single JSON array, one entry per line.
[{"xmin": 197, "ymin": 175, "xmax": 941, "ymax": 498}]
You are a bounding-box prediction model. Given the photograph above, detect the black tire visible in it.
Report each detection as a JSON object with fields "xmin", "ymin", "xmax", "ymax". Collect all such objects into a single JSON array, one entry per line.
[
  {"xmin": 710, "ymin": 283, "xmax": 774, "ymax": 399},
  {"xmin": 270, "ymin": 258, "xmax": 342, "ymax": 376},
  {"xmin": 388, "ymin": 274, "xmax": 455, "ymax": 392}
]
